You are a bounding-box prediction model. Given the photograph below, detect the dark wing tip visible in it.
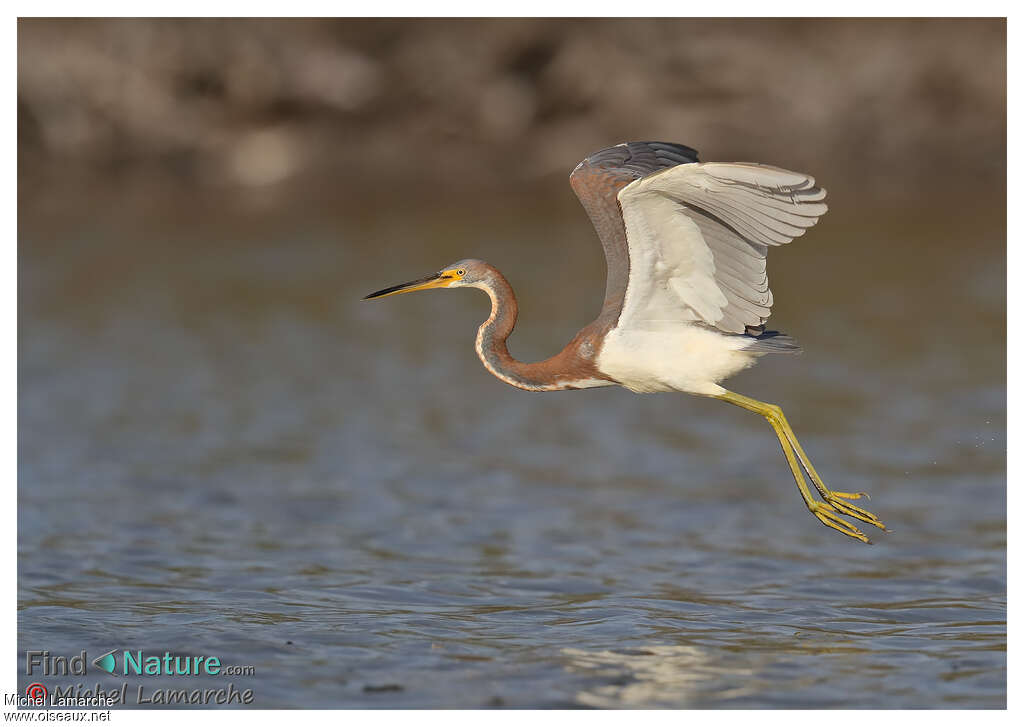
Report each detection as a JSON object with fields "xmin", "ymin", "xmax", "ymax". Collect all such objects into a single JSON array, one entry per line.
[
  {"xmin": 571, "ymin": 141, "xmax": 701, "ymax": 181},
  {"xmin": 642, "ymin": 141, "xmax": 701, "ymax": 166}
]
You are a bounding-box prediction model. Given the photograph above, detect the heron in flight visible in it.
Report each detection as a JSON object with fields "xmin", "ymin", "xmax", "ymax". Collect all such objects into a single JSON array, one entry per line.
[{"xmin": 365, "ymin": 141, "xmax": 887, "ymax": 543}]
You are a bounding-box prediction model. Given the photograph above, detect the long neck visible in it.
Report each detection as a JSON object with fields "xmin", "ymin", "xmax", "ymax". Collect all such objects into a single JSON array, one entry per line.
[{"xmin": 473, "ymin": 268, "xmax": 608, "ymax": 392}]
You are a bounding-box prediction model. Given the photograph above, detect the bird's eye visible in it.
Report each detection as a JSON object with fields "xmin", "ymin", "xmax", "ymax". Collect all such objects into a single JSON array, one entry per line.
[{"xmin": 457, "ymin": 268, "xmax": 466, "ymax": 276}]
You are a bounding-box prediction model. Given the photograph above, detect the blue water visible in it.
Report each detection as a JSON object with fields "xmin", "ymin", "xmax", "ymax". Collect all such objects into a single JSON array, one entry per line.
[{"xmin": 18, "ymin": 190, "xmax": 1005, "ymax": 707}]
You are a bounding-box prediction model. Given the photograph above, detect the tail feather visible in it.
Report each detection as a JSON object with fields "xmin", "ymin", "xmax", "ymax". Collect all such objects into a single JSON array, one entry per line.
[{"xmin": 744, "ymin": 329, "xmax": 802, "ymax": 354}]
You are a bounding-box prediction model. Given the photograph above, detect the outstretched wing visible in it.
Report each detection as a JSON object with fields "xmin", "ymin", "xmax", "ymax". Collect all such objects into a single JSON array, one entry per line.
[
  {"xmin": 615, "ymin": 162, "xmax": 828, "ymax": 334},
  {"xmin": 570, "ymin": 142, "xmax": 700, "ymax": 320}
]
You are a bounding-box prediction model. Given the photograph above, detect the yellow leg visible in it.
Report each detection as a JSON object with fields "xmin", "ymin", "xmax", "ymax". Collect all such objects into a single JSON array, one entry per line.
[{"xmin": 716, "ymin": 390, "xmax": 887, "ymax": 543}]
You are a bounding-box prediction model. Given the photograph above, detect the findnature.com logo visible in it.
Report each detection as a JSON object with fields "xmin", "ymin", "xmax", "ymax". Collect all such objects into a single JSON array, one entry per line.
[
  {"xmin": 26, "ymin": 650, "xmax": 254, "ymax": 677},
  {"xmin": 19, "ymin": 649, "xmax": 256, "ymax": 706}
]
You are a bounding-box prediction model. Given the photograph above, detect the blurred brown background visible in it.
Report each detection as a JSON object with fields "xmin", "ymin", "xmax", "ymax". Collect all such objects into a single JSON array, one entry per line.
[{"xmin": 18, "ymin": 18, "xmax": 1005, "ymax": 206}]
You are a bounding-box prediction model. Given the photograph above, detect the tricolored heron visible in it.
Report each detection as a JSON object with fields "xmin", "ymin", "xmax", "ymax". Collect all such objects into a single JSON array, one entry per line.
[{"xmin": 365, "ymin": 141, "xmax": 887, "ymax": 543}]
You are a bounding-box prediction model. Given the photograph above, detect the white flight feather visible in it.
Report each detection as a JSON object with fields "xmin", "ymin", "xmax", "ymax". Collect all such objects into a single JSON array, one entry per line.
[{"xmin": 595, "ymin": 162, "xmax": 827, "ymax": 395}]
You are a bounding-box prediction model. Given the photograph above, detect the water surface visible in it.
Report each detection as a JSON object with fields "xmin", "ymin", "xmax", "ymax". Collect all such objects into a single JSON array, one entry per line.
[{"xmin": 18, "ymin": 185, "xmax": 1005, "ymax": 707}]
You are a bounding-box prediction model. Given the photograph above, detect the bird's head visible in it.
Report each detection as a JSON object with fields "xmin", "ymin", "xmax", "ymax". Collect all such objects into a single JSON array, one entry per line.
[{"xmin": 363, "ymin": 259, "xmax": 489, "ymax": 300}]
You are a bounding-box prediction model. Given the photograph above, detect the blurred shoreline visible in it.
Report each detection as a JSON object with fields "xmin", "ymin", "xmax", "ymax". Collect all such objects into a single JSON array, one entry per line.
[{"xmin": 19, "ymin": 18, "xmax": 1006, "ymax": 209}]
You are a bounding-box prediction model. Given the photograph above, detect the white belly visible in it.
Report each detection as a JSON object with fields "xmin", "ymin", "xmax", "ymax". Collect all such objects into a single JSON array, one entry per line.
[{"xmin": 596, "ymin": 324, "xmax": 759, "ymax": 396}]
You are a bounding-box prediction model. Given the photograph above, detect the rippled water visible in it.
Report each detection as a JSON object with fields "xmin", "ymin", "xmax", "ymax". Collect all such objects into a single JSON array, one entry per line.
[{"xmin": 18, "ymin": 184, "xmax": 1005, "ymax": 708}]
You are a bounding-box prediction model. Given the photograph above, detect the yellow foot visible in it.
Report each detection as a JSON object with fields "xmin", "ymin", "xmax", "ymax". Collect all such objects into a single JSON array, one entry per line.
[
  {"xmin": 831, "ymin": 490, "xmax": 869, "ymax": 501},
  {"xmin": 810, "ymin": 501, "xmax": 872, "ymax": 544},
  {"xmin": 716, "ymin": 390, "xmax": 890, "ymax": 544},
  {"xmin": 822, "ymin": 490, "xmax": 888, "ymax": 533}
]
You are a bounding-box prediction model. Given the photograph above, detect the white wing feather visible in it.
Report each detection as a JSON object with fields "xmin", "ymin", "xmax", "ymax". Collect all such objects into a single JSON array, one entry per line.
[{"xmin": 615, "ymin": 162, "xmax": 828, "ymax": 334}]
